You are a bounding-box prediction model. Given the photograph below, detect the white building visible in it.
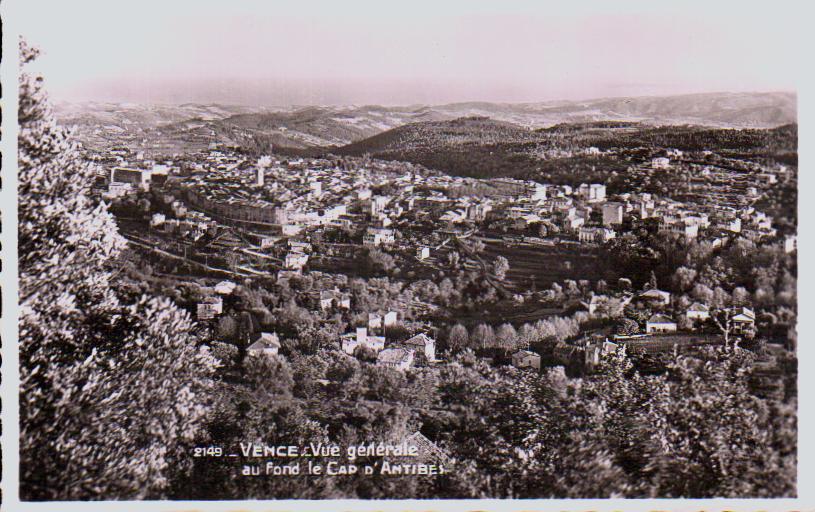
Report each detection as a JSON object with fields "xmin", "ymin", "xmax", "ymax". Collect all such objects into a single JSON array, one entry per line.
[
  {"xmin": 214, "ymin": 280, "xmax": 237, "ymax": 295},
  {"xmin": 785, "ymin": 235, "xmax": 797, "ymax": 253},
  {"xmin": 402, "ymin": 333, "xmax": 436, "ymax": 361},
  {"xmin": 197, "ymin": 296, "xmax": 223, "ymax": 320},
  {"xmin": 376, "ymin": 348, "xmax": 414, "ymax": 370},
  {"xmin": 256, "ymin": 155, "xmax": 272, "ymax": 186},
  {"xmin": 284, "ymin": 252, "xmax": 309, "ymax": 270},
  {"xmin": 562, "ymin": 215, "xmax": 585, "ymax": 232},
  {"xmin": 602, "ymin": 203, "xmax": 624, "ymax": 226},
  {"xmin": 342, "ymin": 327, "xmax": 385, "ymax": 355},
  {"xmin": 363, "ymin": 227, "xmax": 395, "ymax": 246},
  {"xmin": 110, "ymin": 167, "xmax": 154, "ymax": 191},
  {"xmin": 467, "ymin": 203, "xmax": 492, "ymax": 221},
  {"xmin": 731, "ymin": 307, "xmax": 756, "ymax": 334},
  {"xmin": 578, "ymin": 226, "xmax": 616, "ymax": 244},
  {"xmin": 529, "ymin": 183, "xmax": 547, "ymax": 201},
  {"xmin": 309, "ymin": 180, "xmax": 322, "ymax": 198},
  {"xmin": 585, "ymin": 339, "xmax": 621, "ymax": 367},
  {"xmin": 288, "ymin": 240, "xmax": 312, "ymax": 253},
  {"xmin": 686, "ymin": 302, "xmax": 710, "ymax": 321},
  {"xmin": 726, "ymin": 218, "xmax": 742, "ymax": 233},
  {"xmin": 246, "ymin": 332, "xmax": 281, "ymax": 357},
  {"xmin": 661, "ymin": 222, "xmax": 699, "ymax": 240},
  {"xmin": 281, "ymin": 224, "xmax": 303, "ymax": 236},
  {"xmin": 105, "ymin": 181, "xmax": 133, "ymax": 198},
  {"xmin": 370, "ymin": 195, "xmax": 390, "ymax": 216},
  {"xmin": 383, "ymin": 311, "xmax": 398, "ymax": 327},
  {"xmin": 638, "ymin": 289, "xmax": 671, "ymax": 307},
  {"xmin": 260, "ymin": 237, "xmax": 278, "ymax": 249},
  {"xmin": 578, "ymin": 183, "xmax": 606, "ymax": 202},
  {"xmin": 590, "ymin": 184, "xmax": 606, "ymax": 202},
  {"xmin": 511, "ymin": 350, "xmax": 541, "ymax": 371},
  {"xmin": 165, "ymin": 202, "xmax": 185, "ymax": 219},
  {"xmin": 646, "ymin": 314, "xmax": 678, "ymax": 333},
  {"xmin": 320, "ymin": 288, "xmax": 351, "ymax": 311},
  {"xmin": 368, "ymin": 313, "xmax": 382, "ymax": 330},
  {"xmin": 150, "ymin": 213, "xmax": 166, "ymax": 227},
  {"xmin": 651, "ymin": 157, "xmax": 671, "ymax": 169}
]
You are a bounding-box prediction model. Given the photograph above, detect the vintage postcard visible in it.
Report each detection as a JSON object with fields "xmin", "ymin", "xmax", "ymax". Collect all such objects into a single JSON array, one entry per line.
[{"xmin": 0, "ymin": 1, "xmax": 807, "ymax": 510}]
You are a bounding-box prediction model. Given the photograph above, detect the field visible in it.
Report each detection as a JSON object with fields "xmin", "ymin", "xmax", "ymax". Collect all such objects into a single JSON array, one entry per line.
[
  {"xmin": 478, "ymin": 237, "xmax": 607, "ymax": 290},
  {"xmin": 621, "ymin": 333, "xmax": 722, "ymax": 354}
]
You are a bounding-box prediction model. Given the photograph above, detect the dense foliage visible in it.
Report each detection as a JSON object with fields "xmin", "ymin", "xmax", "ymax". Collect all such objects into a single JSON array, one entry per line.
[
  {"xmin": 171, "ymin": 346, "xmax": 795, "ymax": 499},
  {"xmin": 18, "ymin": 41, "xmax": 215, "ymax": 500}
]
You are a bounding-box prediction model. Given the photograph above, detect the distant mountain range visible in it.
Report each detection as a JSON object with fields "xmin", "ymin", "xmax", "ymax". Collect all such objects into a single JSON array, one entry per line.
[{"xmin": 56, "ymin": 92, "xmax": 796, "ymax": 152}]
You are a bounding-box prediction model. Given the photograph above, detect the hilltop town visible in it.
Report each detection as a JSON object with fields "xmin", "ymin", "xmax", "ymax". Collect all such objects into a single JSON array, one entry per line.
[
  {"xmin": 85, "ymin": 120, "xmax": 797, "ymax": 392},
  {"xmin": 16, "ymin": 0, "xmax": 803, "ymax": 499}
]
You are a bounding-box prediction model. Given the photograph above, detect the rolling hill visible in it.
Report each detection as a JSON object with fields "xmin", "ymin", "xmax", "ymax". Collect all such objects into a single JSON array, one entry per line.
[
  {"xmin": 336, "ymin": 116, "xmax": 797, "ymax": 182},
  {"xmin": 55, "ymin": 91, "xmax": 796, "ymax": 155}
]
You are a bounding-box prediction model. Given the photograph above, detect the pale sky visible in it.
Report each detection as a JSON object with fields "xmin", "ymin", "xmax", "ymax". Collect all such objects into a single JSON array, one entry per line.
[{"xmin": 15, "ymin": 0, "xmax": 802, "ymax": 106}]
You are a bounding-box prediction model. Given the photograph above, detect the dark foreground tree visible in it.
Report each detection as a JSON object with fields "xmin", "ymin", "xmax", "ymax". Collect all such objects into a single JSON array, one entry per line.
[{"xmin": 18, "ymin": 39, "xmax": 215, "ymax": 500}]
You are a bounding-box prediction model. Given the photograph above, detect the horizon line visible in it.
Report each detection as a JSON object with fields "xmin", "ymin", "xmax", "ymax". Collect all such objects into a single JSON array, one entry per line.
[{"xmin": 53, "ymin": 89, "xmax": 798, "ymax": 110}]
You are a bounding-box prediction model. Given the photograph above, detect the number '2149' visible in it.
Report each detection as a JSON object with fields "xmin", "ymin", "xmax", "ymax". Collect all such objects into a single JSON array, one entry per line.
[{"xmin": 193, "ymin": 446, "xmax": 223, "ymax": 457}]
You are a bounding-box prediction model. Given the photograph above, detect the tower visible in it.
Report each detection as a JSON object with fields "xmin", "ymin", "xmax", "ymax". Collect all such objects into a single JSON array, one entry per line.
[{"xmin": 256, "ymin": 154, "xmax": 272, "ymax": 187}]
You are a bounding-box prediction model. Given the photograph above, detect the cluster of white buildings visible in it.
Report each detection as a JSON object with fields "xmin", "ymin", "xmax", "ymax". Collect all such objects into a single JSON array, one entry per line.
[{"xmin": 339, "ymin": 325, "xmax": 437, "ymax": 371}]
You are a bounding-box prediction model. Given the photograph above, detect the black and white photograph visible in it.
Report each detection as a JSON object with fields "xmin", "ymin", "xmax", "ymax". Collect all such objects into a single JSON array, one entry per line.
[{"xmin": 1, "ymin": 0, "xmax": 807, "ymax": 507}]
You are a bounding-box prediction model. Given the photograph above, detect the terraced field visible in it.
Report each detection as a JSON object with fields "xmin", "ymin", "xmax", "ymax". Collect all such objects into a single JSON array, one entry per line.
[{"xmin": 479, "ymin": 238, "xmax": 607, "ymax": 290}]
